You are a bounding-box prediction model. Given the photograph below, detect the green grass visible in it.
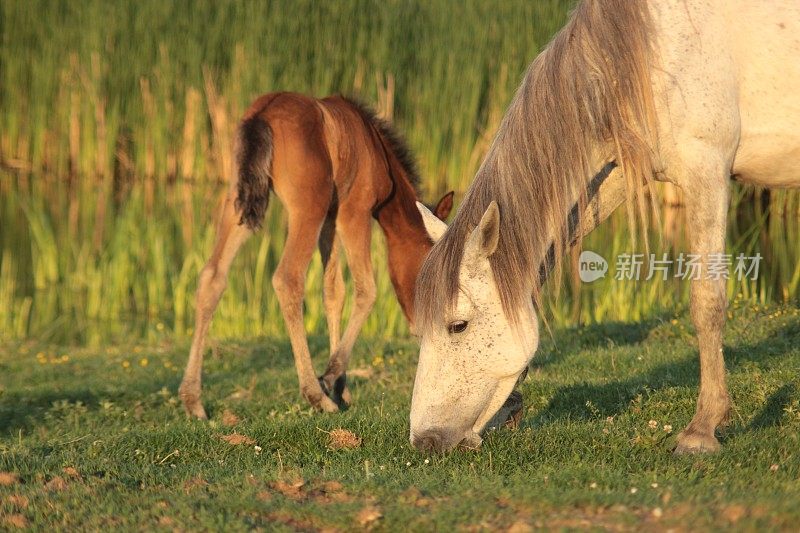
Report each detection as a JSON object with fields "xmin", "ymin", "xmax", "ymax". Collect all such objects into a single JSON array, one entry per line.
[
  {"xmin": 2, "ymin": 2, "xmax": 798, "ymax": 529},
  {"xmin": 1, "ymin": 302, "xmax": 798, "ymax": 530}
]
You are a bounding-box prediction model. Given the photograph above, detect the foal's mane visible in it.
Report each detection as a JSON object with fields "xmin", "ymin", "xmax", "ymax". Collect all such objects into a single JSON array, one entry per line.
[
  {"xmin": 343, "ymin": 97, "xmax": 422, "ymax": 195},
  {"xmin": 416, "ymin": 0, "xmax": 658, "ymax": 331}
]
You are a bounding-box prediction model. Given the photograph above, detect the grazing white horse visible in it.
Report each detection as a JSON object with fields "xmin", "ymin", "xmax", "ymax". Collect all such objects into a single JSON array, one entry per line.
[{"xmin": 411, "ymin": 0, "xmax": 800, "ymax": 453}]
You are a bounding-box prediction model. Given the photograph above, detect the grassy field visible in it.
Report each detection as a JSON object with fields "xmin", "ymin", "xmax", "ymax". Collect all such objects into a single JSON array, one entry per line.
[
  {"xmin": 2, "ymin": 2, "xmax": 799, "ymax": 529},
  {"xmin": 2, "ymin": 0, "xmax": 799, "ymax": 344},
  {"xmin": 1, "ymin": 301, "xmax": 798, "ymax": 530}
]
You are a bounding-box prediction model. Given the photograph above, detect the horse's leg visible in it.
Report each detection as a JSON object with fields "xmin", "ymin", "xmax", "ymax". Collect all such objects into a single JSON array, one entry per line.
[
  {"xmin": 675, "ymin": 168, "xmax": 731, "ymax": 454},
  {"xmin": 180, "ymin": 193, "xmax": 251, "ymax": 419},
  {"xmin": 319, "ymin": 214, "xmax": 345, "ymax": 356},
  {"xmin": 320, "ymin": 213, "xmax": 376, "ymax": 407},
  {"xmin": 273, "ymin": 208, "xmax": 339, "ymax": 413}
]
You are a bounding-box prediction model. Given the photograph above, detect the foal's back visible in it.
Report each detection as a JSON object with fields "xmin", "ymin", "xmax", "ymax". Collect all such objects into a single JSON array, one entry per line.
[{"xmin": 242, "ymin": 92, "xmax": 392, "ymax": 217}]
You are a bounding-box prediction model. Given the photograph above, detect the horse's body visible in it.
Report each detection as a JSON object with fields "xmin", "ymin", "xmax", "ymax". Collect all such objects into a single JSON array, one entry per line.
[
  {"xmin": 179, "ymin": 93, "xmax": 452, "ymax": 417},
  {"xmin": 411, "ymin": 0, "xmax": 800, "ymax": 453}
]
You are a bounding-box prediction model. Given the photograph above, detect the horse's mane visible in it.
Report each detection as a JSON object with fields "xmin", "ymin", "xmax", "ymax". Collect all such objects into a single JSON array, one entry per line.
[
  {"xmin": 416, "ymin": 0, "xmax": 658, "ymax": 332},
  {"xmin": 343, "ymin": 97, "xmax": 422, "ymax": 195}
]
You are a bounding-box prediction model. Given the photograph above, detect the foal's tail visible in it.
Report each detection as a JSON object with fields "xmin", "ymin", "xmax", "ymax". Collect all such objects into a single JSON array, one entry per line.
[{"xmin": 235, "ymin": 116, "xmax": 273, "ymax": 230}]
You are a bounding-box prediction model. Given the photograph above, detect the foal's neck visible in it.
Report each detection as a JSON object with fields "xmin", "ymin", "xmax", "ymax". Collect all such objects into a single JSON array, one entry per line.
[{"xmin": 374, "ymin": 169, "xmax": 432, "ymax": 325}]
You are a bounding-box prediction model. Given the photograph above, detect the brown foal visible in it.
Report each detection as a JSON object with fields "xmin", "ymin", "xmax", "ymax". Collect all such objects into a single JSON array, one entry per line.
[{"xmin": 179, "ymin": 92, "xmax": 453, "ymax": 417}]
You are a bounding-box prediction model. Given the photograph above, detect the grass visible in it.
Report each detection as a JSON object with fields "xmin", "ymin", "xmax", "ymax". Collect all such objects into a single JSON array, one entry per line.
[
  {"xmin": 1, "ymin": 2, "xmax": 799, "ymax": 528},
  {"xmin": 1, "ymin": 301, "xmax": 798, "ymax": 530}
]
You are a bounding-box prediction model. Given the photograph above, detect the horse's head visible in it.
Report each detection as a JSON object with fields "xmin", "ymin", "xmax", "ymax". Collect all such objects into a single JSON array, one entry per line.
[{"xmin": 410, "ymin": 202, "xmax": 538, "ymax": 452}]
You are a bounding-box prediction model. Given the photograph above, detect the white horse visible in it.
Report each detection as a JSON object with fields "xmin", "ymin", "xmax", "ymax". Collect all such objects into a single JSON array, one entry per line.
[{"xmin": 411, "ymin": 0, "xmax": 800, "ymax": 453}]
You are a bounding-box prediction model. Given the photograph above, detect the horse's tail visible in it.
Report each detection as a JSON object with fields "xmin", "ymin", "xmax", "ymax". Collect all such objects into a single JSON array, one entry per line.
[{"xmin": 235, "ymin": 115, "xmax": 273, "ymax": 230}]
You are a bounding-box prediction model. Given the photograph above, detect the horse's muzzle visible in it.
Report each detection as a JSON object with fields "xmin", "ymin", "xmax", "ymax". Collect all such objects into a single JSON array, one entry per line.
[
  {"xmin": 410, "ymin": 428, "xmax": 482, "ymax": 453},
  {"xmin": 410, "ymin": 428, "xmax": 460, "ymax": 453}
]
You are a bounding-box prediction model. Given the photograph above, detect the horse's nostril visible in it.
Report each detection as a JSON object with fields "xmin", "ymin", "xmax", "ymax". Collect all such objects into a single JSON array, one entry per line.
[{"xmin": 411, "ymin": 430, "xmax": 444, "ymax": 452}]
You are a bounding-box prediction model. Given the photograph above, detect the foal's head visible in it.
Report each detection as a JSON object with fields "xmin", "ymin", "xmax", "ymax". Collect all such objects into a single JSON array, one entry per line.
[{"xmin": 410, "ymin": 202, "xmax": 538, "ymax": 452}]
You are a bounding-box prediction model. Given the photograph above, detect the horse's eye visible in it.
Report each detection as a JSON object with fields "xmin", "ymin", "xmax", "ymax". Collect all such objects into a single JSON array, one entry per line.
[{"xmin": 447, "ymin": 320, "xmax": 469, "ymax": 334}]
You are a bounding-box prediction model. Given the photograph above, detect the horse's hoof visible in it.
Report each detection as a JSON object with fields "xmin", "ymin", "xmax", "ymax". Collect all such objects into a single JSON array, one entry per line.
[
  {"xmin": 340, "ymin": 386, "xmax": 352, "ymax": 407},
  {"xmin": 179, "ymin": 390, "xmax": 209, "ymax": 420},
  {"xmin": 304, "ymin": 384, "xmax": 340, "ymax": 413},
  {"xmin": 316, "ymin": 395, "xmax": 340, "ymax": 413},
  {"xmin": 319, "ymin": 373, "xmax": 350, "ymax": 410},
  {"xmin": 183, "ymin": 402, "xmax": 208, "ymax": 421},
  {"xmin": 673, "ymin": 430, "xmax": 720, "ymax": 455}
]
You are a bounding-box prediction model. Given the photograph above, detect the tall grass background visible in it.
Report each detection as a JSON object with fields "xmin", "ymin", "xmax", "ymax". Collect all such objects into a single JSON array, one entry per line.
[{"xmin": 1, "ymin": 0, "xmax": 798, "ymax": 345}]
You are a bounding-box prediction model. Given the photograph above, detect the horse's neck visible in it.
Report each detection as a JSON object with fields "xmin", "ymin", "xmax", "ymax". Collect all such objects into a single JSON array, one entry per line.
[{"xmin": 374, "ymin": 172, "xmax": 431, "ymax": 323}]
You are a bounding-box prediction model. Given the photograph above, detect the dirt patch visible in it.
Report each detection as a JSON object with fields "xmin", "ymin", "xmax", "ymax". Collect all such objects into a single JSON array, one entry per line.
[
  {"xmin": 63, "ymin": 466, "xmax": 81, "ymax": 480},
  {"xmin": 506, "ymin": 520, "xmax": 533, "ymax": 533},
  {"xmin": 720, "ymin": 504, "xmax": 747, "ymax": 524},
  {"xmin": 326, "ymin": 428, "xmax": 362, "ymax": 450},
  {"xmin": 220, "ymin": 433, "xmax": 255, "ymax": 446},
  {"xmin": 221, "ymin": 409, "xmax": 241, "ymax": 427},
  {"xmin": 356, "ymin": 505, "xmax": 382, "ymax": 527},
  {"xmin": 265, "ymin": 511, "xmax": 339, "ymax": 533},
  {"xmin": 183, "ymin": 476, "xmax": 208, "ymax": 494},
  {"xmin": 266, "ymin": 478, "xmax": 354, "ymax": 504},
  {"xmin": 2, "ymin": 514, "xmax": 28, "ymax": 529},
  {"xmin": 400, "ymin": 486, "xmax": 433, "ymax": 508},
  {"xmin": 5, "ymin": 495, "xmax": 29, "ymax": 510},
  {"xmin": 0, "ymin": 472, "xmax": 19, "ymax": 486},
  {"xmin": 311, "ymin": 480, "xmax": 353, "ymax": 504},
  {"xmin": 270, "ymin": 478, "xmax": 305, "ymax": 501},
  {"xmin": 348, "ymin": 367, "xmax": 374, "ymax": 379},
  {"xmin": 44, "ymin": 476, "xmax": 68, "ymax": 491}
]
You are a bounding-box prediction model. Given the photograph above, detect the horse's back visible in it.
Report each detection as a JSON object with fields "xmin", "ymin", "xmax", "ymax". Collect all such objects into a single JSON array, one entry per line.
[
  {"xmin": 650, "ymin": 0, "xmax": 800, "ymax": 188},
  {"xmin": 723, "ymin": 1, "xmax": 800, "ymax": 186}
]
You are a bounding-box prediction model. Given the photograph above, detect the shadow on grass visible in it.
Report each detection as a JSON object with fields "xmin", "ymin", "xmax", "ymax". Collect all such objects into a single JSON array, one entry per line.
[
  {"xmin": 533, "ymin": 317, "xmax": 665, "ymax": 369},
  {"xmin": 0, "ymin": 334, "xmax": 392, "ymax": 434},
  {"xmin": 0, "ymin": 372, "xmax": 183, "ymax": 435},
  {"xmin": 526, "ymin": 320, "xmax": 800, "ymax": 431},
  {"xmin": 747, "ymin": 383, "xmax": 796, "ymax": 430}
]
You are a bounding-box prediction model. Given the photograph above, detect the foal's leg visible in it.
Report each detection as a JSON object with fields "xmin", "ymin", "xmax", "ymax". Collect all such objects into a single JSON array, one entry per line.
[
  {"xmin": 273, "ymin": 208, "xmax": 339, "ymax": 413},
  {"xmin": 675, "ymin": 168, "xmax": 732, "ymax": 454},
  {"xmin": 180, "ymin": 194, "xmax": 251, "ymax": 419},
  {"xmin": 320, "ymin": 213, "xmax": 376, "ymax": 407},
  {"xmin": 319, "ymin": 214, "xmax": 345, "ymax": 356}
]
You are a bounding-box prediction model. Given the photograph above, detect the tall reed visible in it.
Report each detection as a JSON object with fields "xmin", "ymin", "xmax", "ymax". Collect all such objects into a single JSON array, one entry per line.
[{"xmin": 0, "ymin": 0, "xmax": 797, "ymax": 344}]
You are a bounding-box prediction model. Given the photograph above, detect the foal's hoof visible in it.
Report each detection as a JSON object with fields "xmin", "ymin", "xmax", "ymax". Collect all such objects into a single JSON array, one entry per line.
[
  {"xmin": 673, "ymin": 430, "xmax": 721, "ymax": 455},
  {"xmin": 179, "ymin": 388, "xmax": 209, "ymax": 420},
  {"xmin": 315, "ymin": 395, "xmax": 340, "ymax": 413},
  {"xmin": 303, "ymin": 384, "xmax": 340, "ymax": 413},
  {"xmin": 319, "ymin": 373, "xmax": 351, "ymax": 411},
  {"xmin": 181, "ymin": 399, "xmax": 209, "ymax": 421}
]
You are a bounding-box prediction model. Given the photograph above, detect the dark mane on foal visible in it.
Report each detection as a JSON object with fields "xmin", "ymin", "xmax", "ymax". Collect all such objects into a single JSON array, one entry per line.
[{"xmin": 342, "ymin": 97, "xmax": 421, "ymax": 194}]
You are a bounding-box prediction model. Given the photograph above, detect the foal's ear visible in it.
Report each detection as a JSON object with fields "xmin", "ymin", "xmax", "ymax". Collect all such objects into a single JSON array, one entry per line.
[
  {"xmin": 466, "ymin": 201, "xmax": 500, "ymax": 260},
  {"xmin": 416, "ymin": 201, "xmax": 448, "ymax": 243},
  {"xmin": 433, "ymin": 191, "xmax": 455, "ymax": 221}
]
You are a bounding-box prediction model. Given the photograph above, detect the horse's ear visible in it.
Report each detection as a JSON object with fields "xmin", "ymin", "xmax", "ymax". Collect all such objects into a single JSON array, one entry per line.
[
  {"xmin": 416, "ymin": 201, "xmax": 448, "ymax": 243},
  {"xmin": 465, "ymin": 201, "xmax": 500, "ymax": 260},
  {"xmin": 433, "ymin": 191, "xmax": 455, "ymax": 221}
]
